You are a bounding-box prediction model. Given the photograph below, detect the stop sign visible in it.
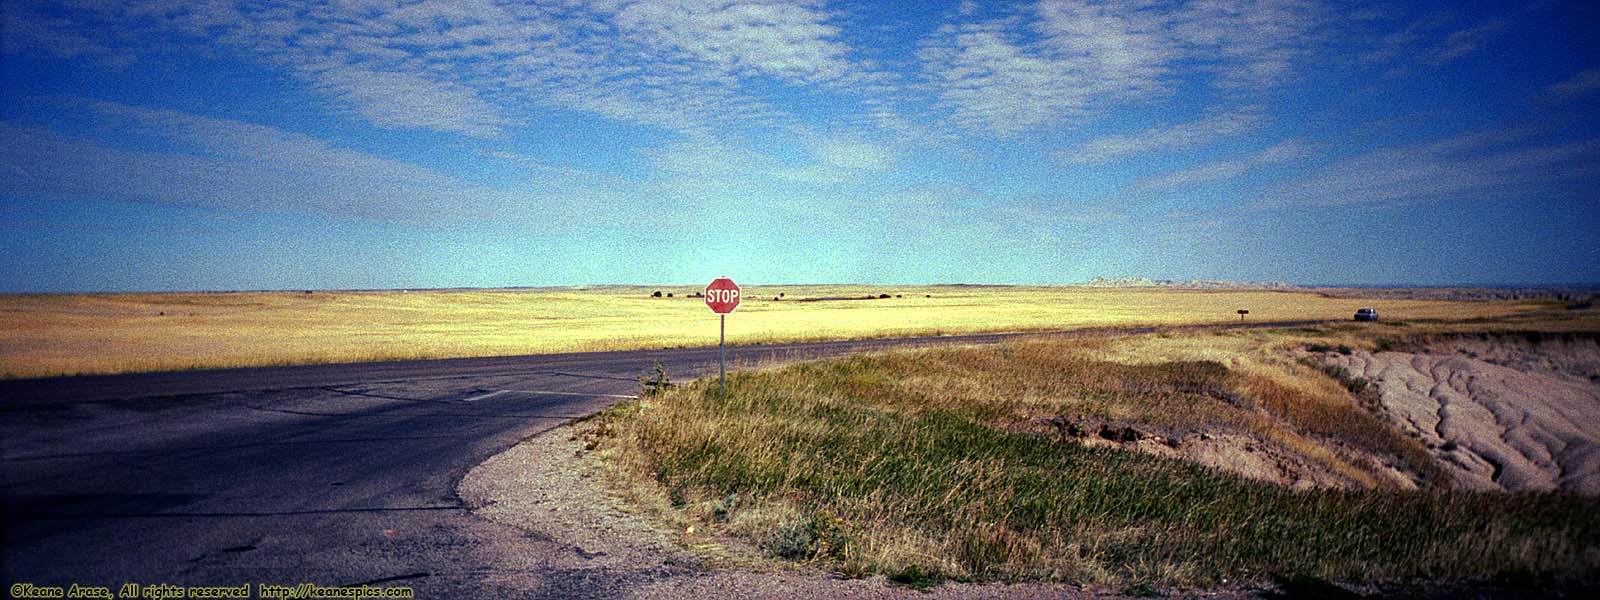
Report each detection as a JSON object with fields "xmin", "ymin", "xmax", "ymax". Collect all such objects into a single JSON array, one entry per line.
[{"xmin": 705, "ymin": 277, "xmax": 741, "ymax": 314}]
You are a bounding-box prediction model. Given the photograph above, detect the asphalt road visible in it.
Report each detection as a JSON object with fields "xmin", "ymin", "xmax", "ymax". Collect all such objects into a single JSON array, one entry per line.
[{"xmin": 1, "ymin": 321, "xmax": 1318, "ymax": 597}]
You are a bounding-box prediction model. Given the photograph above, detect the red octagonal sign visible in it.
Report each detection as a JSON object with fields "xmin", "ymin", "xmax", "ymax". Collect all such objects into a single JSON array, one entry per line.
[{"xmin": 705, "ymin": 277, "xmax": 741, "ymax": 314}]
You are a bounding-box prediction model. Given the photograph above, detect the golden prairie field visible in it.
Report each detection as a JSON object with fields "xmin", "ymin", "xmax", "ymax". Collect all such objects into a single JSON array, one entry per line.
[{"xmin": 0, "ymin": 285, "xmax": 1539, "ymax": 378}]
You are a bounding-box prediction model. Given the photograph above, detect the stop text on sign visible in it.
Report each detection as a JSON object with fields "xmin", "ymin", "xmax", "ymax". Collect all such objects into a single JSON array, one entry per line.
[{"xmin": 705, "ymin": 277, "xmax": 741, "ymax": 314}]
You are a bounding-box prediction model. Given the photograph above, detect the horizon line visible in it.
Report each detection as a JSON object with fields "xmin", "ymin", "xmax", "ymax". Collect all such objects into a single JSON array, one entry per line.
[{"xmin": 5, "ymin": 281, "xmax": 1599, "ymax": 296}]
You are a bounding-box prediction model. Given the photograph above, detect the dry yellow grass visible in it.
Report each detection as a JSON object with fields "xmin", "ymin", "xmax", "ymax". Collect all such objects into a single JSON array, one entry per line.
[
  {"xmin": 1077, "ymin": 329, "xmax": 1449, "ymax": 485},
  {"xmin": 583, "ymin": 317, "xmax": 1600, "ymax": 585},
  {"xmin": 0, "ymin": 285, "xmax": 1536, "ymax": 378}
]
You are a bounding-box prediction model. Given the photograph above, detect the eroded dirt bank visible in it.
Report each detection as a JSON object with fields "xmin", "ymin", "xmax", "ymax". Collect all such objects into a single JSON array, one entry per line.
[{"xmin": 1320, "ymin": 334, "xmax": 1600, "ymax": 494}]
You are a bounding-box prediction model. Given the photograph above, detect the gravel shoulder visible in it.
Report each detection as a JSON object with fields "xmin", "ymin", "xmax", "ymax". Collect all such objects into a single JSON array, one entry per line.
[{"xmin": 459, "ymin": 422, "xmax": 1266, "ymax": 599}]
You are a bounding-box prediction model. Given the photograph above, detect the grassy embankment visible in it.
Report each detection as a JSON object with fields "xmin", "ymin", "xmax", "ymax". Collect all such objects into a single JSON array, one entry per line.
[
  {"xmin": 0, "ymin": 286, "xmax": 1533, "ymax": 378},
  {"xmin": 583, "ymin": 310, "xmax": 1600, "ymax": 588}
]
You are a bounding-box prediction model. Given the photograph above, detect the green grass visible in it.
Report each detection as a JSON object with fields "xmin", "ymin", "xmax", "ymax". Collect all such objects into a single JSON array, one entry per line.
[{"xmin": 587, "ymin": 333, "xmax": 1600, "ymax": 587}]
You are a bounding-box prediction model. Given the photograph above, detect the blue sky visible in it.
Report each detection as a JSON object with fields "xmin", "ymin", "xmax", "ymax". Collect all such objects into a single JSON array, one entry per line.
[{"xmin": 2, "ymin": 0, "xmax": 1597, "ymax": 292}]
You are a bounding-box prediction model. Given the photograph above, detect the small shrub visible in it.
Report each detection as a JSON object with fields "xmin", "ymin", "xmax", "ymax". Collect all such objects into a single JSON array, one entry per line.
[
  {"xmin": 1275, "ymin": 574, "xmax": 1355, "ymax": 599},
  {"xmin": 712, "ymin": 493, "xmax": 740, "ymax": 523},
  {"xmin": 889, "ymin": 564, "xmax": 940, "ymax": 590},
  {"xmin": 1343, "ymin": 374, "xmax": 1368, "ymax": 394},
  {"xmin": 765, "ymin": 519, "xmax": 813, "ymax": 559},
  {"xmin": 1306, "ymin": 342, "xmax": 1355, "ymax": 355},
  {"xmin": 1122, "ymin": 582, "xmax": 1161, "ymax": 597},
  {"xmin": 765, "ymin": 513, "xmax": 844, "ymax": 560},
  {"xmin": 639, "ymin": 362, "xmax": 673, "ymax": 396},
  {"xmin": 668, "ymin": 483, "xmax": 688, "ymax": 508},
  {"xmin": 1303, "ymin": 360, "xmax": 1370, "ymax": 395}
]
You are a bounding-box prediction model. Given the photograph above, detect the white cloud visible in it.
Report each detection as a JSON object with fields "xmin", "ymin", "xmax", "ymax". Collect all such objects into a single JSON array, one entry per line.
[
  {"xmin": 1059, "ymin": 107, "xmax": 1262, "ymax": 164},
  {"xmin": 1137, "ymin": 140, "xmax": 1308, "ymax": 190},
  {"xmin": 1256, "ymin": 131, "xmax": 1600, "ymax": 208},
  {"xmin": 0, "ymin": 1, "xmax": 113, "ymax": 60},
  {"xmin": 1547, "ymin": 68, "xmax": 1600, "ymax": 100},
  {"xmin": 641, "ymin": 137, "xmax": 777, "ymax": 178},
  {"xmin": 479, "ymin": 149, "xmax": 620, "ymax": 184},
  {"xmin": 1035, "ymin": 0, "xmax": 1172, "ymax": 96},
  {"xmin": 806, "ymin": 136, "xmax": 896, "ymax": 172},
  {"xmin": 309, "ymin": 67, "xmax": 512, "ymax": 137},
  {"xmin": 918, "ymin": 0, "xmax": 1325, "ymax": 136},
  {"xmin": 641, "ymin": 132, "xmax": 895, "ymax": 186},
  {"xmin": 1359, "ymin": 13, "xmax": 1504, "ymax": 70},
  {"xmin": 2, "ymin": 0, "xmax": 884, "ymax": 137},
  {"xmin": 81, "ymin": 101, "xmax": 469, "ymax": 184},
  {"xmin": 1167, "ymin": 0, "xmax": 1322, "ymax": 88},
  {"xmin": 1425, "ymin": 19, "xmax": 1504, "ymax": 64},
  {"xmin": 610, "ymin": 0, "xmax": 859, "ymax": 85},
  {"xmin": 0, "ymin": 102, "xmax": 611, "ymax": 224},
  {"xmin": 1359, "ymin": 28, "xmax": 1421, "ymax": 66},
  {"xmin": 2, "ymin": 123, "xmax": 468, "ymax": 220},
  {"xmin": 918, "ymin": 19, "xmax": 1092, "ymax": 136},
  {"xmin": 783, "ymin": 134, "xmax": 900, "ymax": 184}
]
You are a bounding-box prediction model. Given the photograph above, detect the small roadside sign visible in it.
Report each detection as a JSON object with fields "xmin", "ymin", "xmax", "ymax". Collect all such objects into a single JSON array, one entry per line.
[{"xmin": 706, "ymin": 277, "xmax": 740, "ymax": 399}]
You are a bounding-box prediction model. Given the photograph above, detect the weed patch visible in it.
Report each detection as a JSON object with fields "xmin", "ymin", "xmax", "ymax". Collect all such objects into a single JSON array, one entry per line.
[
  {"xmin": 638, "ymin": 361, "xmax": 674, "ymax": 396},
  {"xmin": 1304, "ymin": 360, "xmax": 1370, "ymax": 395}
]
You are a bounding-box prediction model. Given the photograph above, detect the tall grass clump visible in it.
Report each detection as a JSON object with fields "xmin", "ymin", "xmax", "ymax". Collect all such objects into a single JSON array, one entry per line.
[{"xmin": 588, "ymin": 337, "xmax": 1600, "ymax": 587}]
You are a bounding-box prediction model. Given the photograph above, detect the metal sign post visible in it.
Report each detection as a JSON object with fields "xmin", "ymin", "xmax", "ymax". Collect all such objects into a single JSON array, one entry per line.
[
  {"xmin": 704, "ymin": 277, "xmax": 741, "ymax": 401},
  {"xmin": 719, "ymin": 313, "xmax": 726, "ymax": 401}
]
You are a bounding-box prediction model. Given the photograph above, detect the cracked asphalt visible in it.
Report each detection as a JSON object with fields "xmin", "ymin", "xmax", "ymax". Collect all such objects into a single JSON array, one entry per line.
[{"xmin": 1, "ymin": 321, "xmax": 1317, "ymax": 597}]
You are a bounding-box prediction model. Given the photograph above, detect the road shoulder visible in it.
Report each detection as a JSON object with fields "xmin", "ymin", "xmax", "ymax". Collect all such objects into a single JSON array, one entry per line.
[{"xmin": 459, "ymin": 420, "xmax": 1267, "ymax": 599}]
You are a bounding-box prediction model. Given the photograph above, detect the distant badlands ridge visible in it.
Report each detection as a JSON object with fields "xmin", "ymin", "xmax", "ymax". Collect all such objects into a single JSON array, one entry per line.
[{"xmin": 1079, "ymin": 276, "xmax": 1297, "ymax": 289}]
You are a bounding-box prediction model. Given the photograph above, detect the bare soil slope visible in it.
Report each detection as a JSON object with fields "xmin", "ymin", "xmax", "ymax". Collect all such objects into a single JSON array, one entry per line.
[{"xmin": 1322, "ymin": 335, "xmax": 1600, "ymax": 493}]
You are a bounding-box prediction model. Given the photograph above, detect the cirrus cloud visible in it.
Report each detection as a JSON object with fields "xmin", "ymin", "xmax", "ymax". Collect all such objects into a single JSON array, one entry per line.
[
  {"xmin": 3, "ymin": 0, "xmax": 886, "ymax": 137},
  {"xmin": 1059, "ymin": 107, "xmax": 1263, "ymax": 165},
  {"xmin": 919, "ymin": 0, "xmax": 1325, "ymax": 136}
]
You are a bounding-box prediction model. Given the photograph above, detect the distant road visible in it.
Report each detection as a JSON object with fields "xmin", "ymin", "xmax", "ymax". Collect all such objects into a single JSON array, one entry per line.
[
  {"xmin": 2, "ymin": 320, "xmax": 1319, "ymax": 597},
  {"xmin": 1, "ymin": 320, "xmax": 1321, "ymax": 406}
]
